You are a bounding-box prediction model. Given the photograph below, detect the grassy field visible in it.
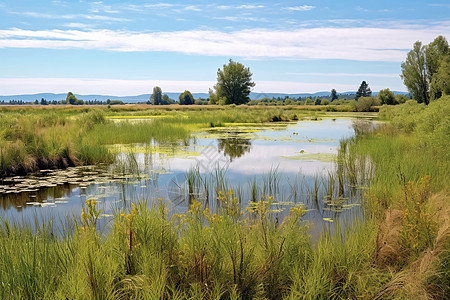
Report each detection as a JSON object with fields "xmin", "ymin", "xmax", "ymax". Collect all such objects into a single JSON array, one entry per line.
[{"xmin": 0, "ymin": 99, "xmax": 448, "ymax": 299}]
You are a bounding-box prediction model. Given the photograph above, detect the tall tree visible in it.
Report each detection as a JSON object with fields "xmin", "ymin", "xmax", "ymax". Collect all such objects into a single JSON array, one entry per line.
[
  {"xmin": 425, "ymin": 35, "xmax": 449, "ymax": 83},
  {"xmin": 355, "ymin": 81, "xmax": 372, "ymax": 100},
  {"xmin": 179, "ymin": 90, "xmax": 194, "ymax": 105},
  {"xmin": 401, "ymin": 41, "xmax": 429, "ymax": 104},
  {"xmin": 330, "ymin": 89, "xmax": 338, "ymax": 101},
  {"xmin": 429, "ymin": 56, "xmax": 450, "ymax": 100},
  {"xmin": 66, "ymin": 92, "xmax": 77, "ymax": 105},
  {"xmin": 150, "ymin": 86, "xmax": 162, "ymax": 105},
  {"xmin": 214, "ymin": 59, "xmax": 255, "ymax": 105}
]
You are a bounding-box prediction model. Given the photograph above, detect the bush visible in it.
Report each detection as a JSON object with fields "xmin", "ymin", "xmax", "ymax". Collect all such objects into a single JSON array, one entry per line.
[
  {"xmin": 108, "ymin": 100, "xmax": 124, "ymax": 105},
  {"xmin": 351, "ymin": 97, "xmax": 380, "ymax": 112}
]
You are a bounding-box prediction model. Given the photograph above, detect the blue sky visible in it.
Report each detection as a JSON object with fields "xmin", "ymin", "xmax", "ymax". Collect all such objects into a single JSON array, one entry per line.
[{"xmin": 0, "ymin": 0, "xmax": 449, "ymax": 95}]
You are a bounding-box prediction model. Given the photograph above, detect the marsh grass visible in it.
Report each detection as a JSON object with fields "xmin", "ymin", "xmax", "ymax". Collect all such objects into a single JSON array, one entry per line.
[
  {"xmin": 340, "ymin": 97, "xmax": 450, "ymax": 298},
  {"xmin": 0, "ymin": 192, "xmax": 384, "ymax": 299}
]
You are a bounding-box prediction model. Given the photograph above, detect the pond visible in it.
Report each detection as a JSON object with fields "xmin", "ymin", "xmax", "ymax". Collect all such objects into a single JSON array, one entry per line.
[{"xmin": 0, "ymin": 118, "xmax": 370, "ymax": 236}]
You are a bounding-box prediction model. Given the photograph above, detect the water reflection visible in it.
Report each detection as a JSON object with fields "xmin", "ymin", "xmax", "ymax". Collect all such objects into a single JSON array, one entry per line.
[{"xmin": 217, "ymin": 135, "xmax": 252, "ymax": 162}]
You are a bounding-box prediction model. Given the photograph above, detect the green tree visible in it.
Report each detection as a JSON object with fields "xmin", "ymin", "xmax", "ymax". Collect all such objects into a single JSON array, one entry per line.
[
  {"xmin": 401, "ymin": 36, "xmax": 449, "ymax": 104},
  {"xmin": 179, "ymin": 90, "xmax": 194, "ymax": 105},
  {"xmin": 66, "ymin": 92, "xmax": 78, "ymax": 105},
  {"xmin": 214, "ymin": 59, "xmax": 255, "ymax": 105},
  {"xmin": 355, "ymin": 81, "xmax": 372, "ymax": 100},
  {"xmin": 401, "ymin": 41, "xmax": 429, "ymax": 104},
  {"xmin": 425, "ymin": 35, "xmax": 449, "ymax": 83},
  {"xmin": 208, "ymin": 88, "xmax": 225, "ymax": 105},
  {"xmin": 395, "ymin": 94, "xmax": 409, "ymax": 104},
  {"xmin": 429, "ymin": 56, "xmax": 450, "ymax": 100},
  {"xmin": 320, "ymin": 99, "xmax": 330, "ymax": 105},
  {"xmin": 150, "ymin": 86, "xmax": 162, "ymax": 105},
  {"xmin": 330, "ymin": 89, "xmax": 338, "ymax": 101},
  {"xmin": 161, "ymin": 94, "xmax": 175, "ymax": 105},
  {"xmin": 378, "ymin": 88, "xmax": 395, "ymax": 105}
]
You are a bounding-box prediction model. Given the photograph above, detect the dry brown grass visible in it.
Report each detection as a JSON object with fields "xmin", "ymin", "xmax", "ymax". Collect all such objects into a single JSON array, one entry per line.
[
  {"xmin": 376, "ymin": 191, "xmax": 450, "ymax": 299},
  {"xmin": 375, "ymin": 209, "xmax": 407, "ymax": 268}
]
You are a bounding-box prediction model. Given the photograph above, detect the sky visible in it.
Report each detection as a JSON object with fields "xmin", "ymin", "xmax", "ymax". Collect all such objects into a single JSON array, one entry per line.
[{"xmin": 0, "ymin": 0, "xmax": 449, "ymax": 96}]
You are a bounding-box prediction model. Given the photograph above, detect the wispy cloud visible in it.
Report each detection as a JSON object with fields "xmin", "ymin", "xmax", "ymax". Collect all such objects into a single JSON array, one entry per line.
[
  {"xmin": 122, "ymin": 4, "xmax": 144, "ymax": 12},
  {"xmin": 52, "ymin": 0, "xmax": 68, "ymax": 7},
  {"xmin": 236, "ymin": 5, "xmax": 265, "ymax": 9},
  {"xmin": 356, "ymin": 6, "xmax": 369, "ymax": 12},
  {"xmin": 288, "ymin": 72, "xmax": 399, "ymax": 78},
  {"xmin": 213, "ymin": 4, "xmax": 264, "ymax": 10},
  {"xmin": 213, "ymin": 16, "xmax": 267, "ymax": 22},
  {"xmin": 84, "ymin": 15, "xmax": 129, "ymax": 22},
  {"xmin": 285, "ymin": 5, "xmax": 315, "ymax": 11},
  {"xmin": 143, "ymin": 3, "xmax": 175, "ymax": 9},
  {"xmin": 9, "ymin": 10, "xmax": 129, "ymax": 22},
  {"xmin": 89, "ymin": 1, "xmax": 119, "ymax": 14},
  {"xmin": 0, "ymin": 24, "xmax": 448, "ymax": 62},
  {"xmin": 63, "ymin": 22, "xmax": 94, "ymax": 29},
  {"xmin": 183, "ymin": 5, "xmax": 202, "ymax": 12},
  {"xmin": 428, "ymin": 3, "xmax": 450, "ymax": 8}
]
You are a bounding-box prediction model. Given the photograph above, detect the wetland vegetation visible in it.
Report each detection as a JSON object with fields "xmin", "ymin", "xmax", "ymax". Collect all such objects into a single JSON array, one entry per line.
[{"xmin": 0, "ymin": 97, "xmax": 448, "ymax": 299}]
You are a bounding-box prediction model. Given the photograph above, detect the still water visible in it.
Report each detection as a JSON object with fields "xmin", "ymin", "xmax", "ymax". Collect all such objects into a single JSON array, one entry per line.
[{"xmin": 0, "ymin": 118, "xmax": 367, "ymax": 234}]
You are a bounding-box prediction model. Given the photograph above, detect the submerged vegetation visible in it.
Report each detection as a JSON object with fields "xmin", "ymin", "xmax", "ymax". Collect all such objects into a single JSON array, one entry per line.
[{"xmin": 0, "ymin": 97, "xmax": 448, "ymax": 299}]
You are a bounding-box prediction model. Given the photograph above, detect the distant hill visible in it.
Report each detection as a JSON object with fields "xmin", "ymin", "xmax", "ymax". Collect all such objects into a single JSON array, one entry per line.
[{"xmin": 0, "ymin": 91, "xmax": 409, "ymax": 103}]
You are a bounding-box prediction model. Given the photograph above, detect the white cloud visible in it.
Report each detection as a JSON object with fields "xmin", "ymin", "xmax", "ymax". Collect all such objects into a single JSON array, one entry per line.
[
  {"xmin": 236, "ymin": 5, "xmax": 265, "ymax": 9},
  {"xmin": 286, "ymin": 5, "xmax": 315, "ymax": 11},
  {"xmin": 255, "ymin": 81, "xmax": 357, "ymax": 94},
  {"xmin": 288, "ymin": 73, "xmax": 399, "ymax": 78},
  {"xmin": 143, "ymin": 3, "xmax": 175, "ymax": 9},
  {"xmin": 84, "ymin": 14, "xmax": 129, "ymax": 22},
  {"xmin": 89, "ymin": 1, "xmax": 119, "ymax": 14},
  {"xmin": 213, "ymin": 16, "xmax": 267, "ymax": 22},
  {"xmin": 0, "ymin": 24, "xmax": 448, "ymax": 62},
  {"xmin": 122, "ymin": 4, "xmax": 144, "ymax": 12},
  {"xmin": 9, "ymin": 11, "xmax": 129, "ymax": 22},
  {"xmin": 214, "ymin": 17, "xmax": 239, "ymax": 22},
  {"xmin": 214, "ymin": 4, "xmax": 264, "ymax": 10},
  {"xmin": 183, "ymin": 5, "xmax": 201, "ymax": 12},
  {"xmin": 63, "ymin": 22, "xmax": 94, "ymax": 29},
  {"xmin": 52, "ymin": 0, "xmax": 68, "ymax": 6},
  {"xmin": 428, "ymin": 3, "xmax": 450, "ymax": 8}
]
